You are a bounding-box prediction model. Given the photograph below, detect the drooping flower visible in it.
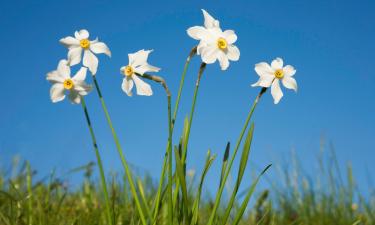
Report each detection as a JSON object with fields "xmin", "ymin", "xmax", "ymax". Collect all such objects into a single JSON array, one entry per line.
[
  {"xmin": 187, "ymin": 9, "xmax": 240, "ymax": 70},
  {"xmin": 60, "ymin": 29, "xmax": 111, "ymax": 75},
  {"xmin": 252, "ymin": 57, "xmax": 297, "ymax": 104},
  {"xmin": 120, "ymin": 49, "xmax": 160, "ymax": 96},
  {"xmin": 47, "ymin": 59, "xmax": 92, "ymax": 104}
]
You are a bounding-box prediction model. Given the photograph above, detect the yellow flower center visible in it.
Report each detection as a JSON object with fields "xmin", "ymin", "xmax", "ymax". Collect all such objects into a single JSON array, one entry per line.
[
  {"xmin": 274, "ymin": 69, "xmax": 284, "ymax": 79},
  {"xmin": 80, "ymin": 39, "xmax": 90, "ymax": 49},
  {"xmin": 217, "ymin": 38, "xmax": 228, "ymax": 50},
  {"xmin": 124, "ymin": 65, "xmax": 134, "ymax": 77},
  {"xmin": 63, "ymin": 79, "xmax": 74, "ymax": 90}
]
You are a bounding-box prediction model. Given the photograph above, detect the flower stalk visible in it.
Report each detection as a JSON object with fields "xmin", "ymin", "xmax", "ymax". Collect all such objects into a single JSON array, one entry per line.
[
  {"xmin": 207, "ymin": 87, "xmax": 267, "ymax": 225},
  {"xmin": 91, "ymin": 76, "xmax": 148, "ymax": 225},
  {"xmin": 80, "ymin": 97, "xmax": 113, "ymax": 225}
]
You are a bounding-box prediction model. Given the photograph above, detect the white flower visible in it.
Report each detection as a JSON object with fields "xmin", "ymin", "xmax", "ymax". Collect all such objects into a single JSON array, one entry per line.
[
  {"xmin": 47, "ymin": 59, "xmax": 92, "ymax": 104},
  {"xmin": 252, "ymin": 57, "xmax": 297, "ymax": 104},
  {"xmin": 187, "ymin": 9, "xmax": 240, "ymax": 70},
  {"xmin": 60, "ymin": 29, "xmax": 111, "ymax": 75},
  {"xmin": 120, "ymin": 49, "xmax": 160, "ymax": 96}
]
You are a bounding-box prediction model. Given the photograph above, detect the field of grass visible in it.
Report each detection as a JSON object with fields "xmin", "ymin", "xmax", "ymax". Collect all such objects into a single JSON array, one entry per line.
[{"xmin": 1, "ymin": 146, "xmax": 373, "ymax": 225}]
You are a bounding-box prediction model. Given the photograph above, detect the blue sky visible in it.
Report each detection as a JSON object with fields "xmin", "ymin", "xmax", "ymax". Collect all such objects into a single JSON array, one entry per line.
[{"xmin": 0, "ymin": 0, "xmax": 374, "ymax": 193}]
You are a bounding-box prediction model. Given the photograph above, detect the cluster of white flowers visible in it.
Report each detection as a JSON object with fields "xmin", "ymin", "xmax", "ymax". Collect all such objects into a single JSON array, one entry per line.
[{"xmin": 47, "ymin": 9, "xmax": 298, "ymax": 104}]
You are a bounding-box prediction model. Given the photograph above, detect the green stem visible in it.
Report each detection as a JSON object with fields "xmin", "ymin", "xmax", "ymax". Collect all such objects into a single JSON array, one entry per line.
[
  {"xmin": 91, "ymin": 76, "xmax": 147, "ymax": 225},
  {"xmin": 26, "ymin": 162, "xmax": 32, "ymax": 225},
  {"xmin": 81, "ymin": 98, "xmax": 113, "ymax": 225},
  {"xmin": 152, "ymin": 47, "xmax": 197, "ymax": 223},
  {"xmin": 173, "ymin": 62, "xmax": 206, "ymax": 208},
  {"xmin": 206, "ymin": 87, "xmax": 267, "ymax": 225}
]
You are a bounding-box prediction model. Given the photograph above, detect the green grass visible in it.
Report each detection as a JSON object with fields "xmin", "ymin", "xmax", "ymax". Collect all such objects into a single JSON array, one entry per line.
[{"xmin": 0, "ymin": 145, "xmax": 373, "ymax": 225}]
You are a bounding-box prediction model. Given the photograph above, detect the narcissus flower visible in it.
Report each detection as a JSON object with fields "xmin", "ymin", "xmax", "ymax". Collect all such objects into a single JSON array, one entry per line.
[
  {"xmin": 120, "ymin": 49, "xmax": 160, "ymax": 96},
  {"xmin": 47, "ymin": 59, "xmax": 92, "ymax": 104},
  {"xmin": 60, "ymin": 29, "xmax": 111, "ymax": 75},
  {"xmin": 252, "ymin": 58, "xmax": 297, "ymax": 104},
  {"xmin": 187, "ymin": 9, "xmax": 240, "ymax": 70}
]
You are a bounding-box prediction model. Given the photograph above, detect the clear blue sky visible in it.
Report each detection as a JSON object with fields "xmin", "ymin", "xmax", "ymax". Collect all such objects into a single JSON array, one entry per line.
[{"xmin": 0, "ymin": 0, "xmax": 374, "ymax": 192}]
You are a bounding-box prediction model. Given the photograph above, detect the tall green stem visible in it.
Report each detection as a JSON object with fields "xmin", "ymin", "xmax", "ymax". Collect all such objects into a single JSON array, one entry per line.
[
  {"xmin": 81, "ymin": 98, "xmax": 113, "ymax": 225},
  {"xmin": 91, "ymin": 76, "xmax": 147, "ymax": 225},
  {"xmin": 140, "ymin": 73, "xmax": 173, "ymax": 224},
  {"xmin": 173, "ymin": 63, "xmax": 206, "ymax": 206},
  {"xmin": 206, "ymin": 87, "xmax": 267, "ymax": 225},
  {"xmin": 152, "ymin": 47, "xmax": 197, "ymax": 223}
]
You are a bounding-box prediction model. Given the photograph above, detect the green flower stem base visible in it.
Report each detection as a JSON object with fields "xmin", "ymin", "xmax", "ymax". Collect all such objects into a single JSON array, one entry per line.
[
  {"xmin": 91, "ymin": 76, "xmax": 147, "ymax": 225},
  {"xmin": 81, "ymin": 98, "xmax": 113, "ymax": 225},
  {"xmin": 207, "ymin": 87, "xmax": 267, "ymax": 225}
]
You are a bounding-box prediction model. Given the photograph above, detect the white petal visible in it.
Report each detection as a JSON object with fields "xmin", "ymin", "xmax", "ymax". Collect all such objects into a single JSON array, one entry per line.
[
  {"xmin": 129, "ymin": 49, "xmax": 151, "ymax": 67},
  {"xmin": 271, "ymin": 79, "xmax": 283, "ymax": 104},
  {"xmin": 134, "ymin": 64, "xmax": 161, "ymax": 75},
  {"xmin": 75, "ymin": 29, "xmax": 89, "ymax": 40},
  {"xmin": 83, "ymin": 50, "xmax": 99, "ymax": 75},
  {"xmin": 282, "ymin": 76, "xmax": 298, "ymax": 91},
  {"xmin": 283, "ymin": 65, "xmax": 296, "ymax": 77},
  {"xmin": 72, "ymin": 67, "xmax": 87, "ymax": 82},
  {"xmin": 197, "ymin": 41, "xmax": 208, "ymax": 55},
  {"xmin": 251, "ymin": 76, "xmax": 274, "ymax": 88},
  {"xmin": 223, "ymin": 30, "xmax": 237, "ymax": 44},
  {"xmin": 46, "ymin": 71, "xmax": 64, "ymax": 83},
  {"xmin": 201, "ymin": 46, "xmax": 218, "ymax": 64},
  {"xmin": 59, "ymin": 36, "xmax": 79, "ymax": 48},
  {"xmin": 68, "ymin": 47, "xmax": 82, "ymax": 66},
  {"xmin": 57, "ymin": 59, "xmax": 71, "ymax": 78},
  {"xmin": 271, "ymin": 57, "xmax": 283, "ymax": 70},
  {"xmin": 187, "ymin": 26, "xmax": 207, "ymax": 40},
  {"xmin": 226, "ymin": 45, "xmax": 240, "ymax": 61},
  {"xmin": 50, "ymin": 83, "xmax": 66, "ymax": 103},
  {"xmin": 255, "ymin": 62, "xmax": 274, "ymax": 77},
  {"xmin": 132, "ymin": 75, "xmax": 153, "ymax": 96},
  {"xmin": 74, "ymin": 82, "xmax": 92, "ymax": 95},
  {"xmin": 218, "ymin": 52, "xmax": 229, "ymax": 70},
  {"xmin": 121, "ymin": 77, "xmax": 134, "ymax": 96},
  {"xmin": 68, "ymin": 90, "xmax": 81, "ymax": 104},
  {"xmin": 90, "ymin": 41, "xmax": 111, "ymax": 57},
  {"xmin": 202, "ymin": 9, "xmax": 220, "ymax": 28}
]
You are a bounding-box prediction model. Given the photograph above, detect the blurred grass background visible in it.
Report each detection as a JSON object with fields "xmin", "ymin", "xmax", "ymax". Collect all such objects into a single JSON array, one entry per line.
[{"xmin": 1, "ymin": 144, "xmax": 373, "ymax": 225}]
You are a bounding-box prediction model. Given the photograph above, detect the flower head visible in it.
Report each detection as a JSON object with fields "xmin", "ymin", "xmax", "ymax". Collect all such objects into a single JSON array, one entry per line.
[
  {"xmin": 252, "ymin": 57, "xmax": 297, "ymax": 104},
  {"xmin": 60, "ymin": 29, "xmax": 111, "ymax": 75},
  {"xmin": 187, "ymin": 9, "xmax": 240, "ymax": 70},
  {"xmin": 47, "ymin": 59, "xmax": 92, "ymax": 104},
  {"xmin": 120, "ymin": 49, "xmax": 160, "ymax": 96}
]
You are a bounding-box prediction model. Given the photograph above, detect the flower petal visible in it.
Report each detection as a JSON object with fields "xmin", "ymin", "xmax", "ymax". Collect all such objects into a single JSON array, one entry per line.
[
  {"xmin": 282, "ymin": 76, "xmax": 298, "ymax": 91},
  {"xmin": 251, "ymin": 76, "xmax": 274, "ymax": 88},
  {"xmin": 72, "ymin": 67, "xmax": 87, "ymax": 82},
  {"xmin": 226, "ymin": 45, "xmax": 240, "ymax": 61},
  {"xmin": 255, "ymin": 62, "xmax": 274, "ymax": 77},
  {"xmin": 134, "ymin": 64, "xmax": 160, "ymax": 75},
  {"xmin": 271, "ymin": 57, "xmax": 283, "ymax": 70},
  {"xmin": 74, "ymin": 29, "xmax": 89, "ymax": 40},
  {"xmin": 223, "ymin": 30, "xmax": 237, "ymax": 44},
  {"xmin": 271, "ymin": 79, "xmax": 283, "ymax": 104},
  {"xmin": 200, "ymin": 46, "xmax": 218, "ymax": 64},
  {"xmin": 46, "ymin": 70, "xmax": 64, "ymax": 83},
  {"xmin": 121, "ymin": 77, "xmax": 134, "ymax": 96},
  {"xmin": 74, "ymin": 82, "xmax": 92, "ymax": 95},
  {"xmin": 202, "ymin": 9, "xmax": 220, "ymax": 28},
  {"xmin": 132, "ymin": 75, "xmax": 153, "ymax": 96},
  {"xmin": 59, "ymin": 36, "xmax": 80, "ymax": 48},
  {"xmin": 283, "ymin": 65, "xmax": 296, "ymax": 77},
  {"xmin": 187, "ymin": 26, "xmax": 208, "ymax": 40},
  {"xmin": 50, "ymin": 83, "xmax": 65, "ymax": 103},
  {"xmin": 57, "ymin": 59, "xmax": 71, "ymax": 78},
  {"xmin": 218, "ymin": 52, "xmax": 229, "ymax": 70},
  {"xmin": 83, "ymin": 50, "xmax": 99, "ymax": 75},
  {"xmin": 129, "ymin": 49, "xmax": 151, "ymax": 67},
  {"xmin": 90, "ymin": 41, "xmax": 111, "ymax": 57},
  {"xmin": 68, "ymin": 90, "xmax": 81, "ymax": 104},
  {"xmin": 68, "ymin": 47, "xmax": 82, "ymax": 66}
]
